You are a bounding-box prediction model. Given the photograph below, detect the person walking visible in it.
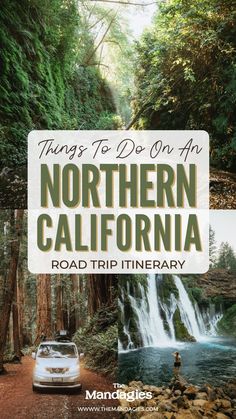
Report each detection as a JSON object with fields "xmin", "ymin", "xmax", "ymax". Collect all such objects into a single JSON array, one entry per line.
[{"xmin": 172, "ymin": 351, "xmax": 182, "ymax": 377}]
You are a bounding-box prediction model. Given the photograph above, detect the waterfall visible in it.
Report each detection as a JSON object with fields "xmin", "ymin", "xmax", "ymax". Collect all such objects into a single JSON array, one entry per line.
[
  {"xmin": 195, "ymin": 303, "xmax": 223, "ymax": 336},
  {"xmin": 144, "ymin": 274, "xmax": 171, "ymax": 346},
  {"xmin": 119, "ymin": 276, "xmax": 172, "ymax": 349},
  {"xmin": 119, "ymin": 274, "xmax": 223, "ymax": 351}
]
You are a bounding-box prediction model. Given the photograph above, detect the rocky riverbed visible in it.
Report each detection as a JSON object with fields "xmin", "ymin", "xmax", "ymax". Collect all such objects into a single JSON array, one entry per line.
[{"xmin": 119, "ymin": 377, "xmax": 236, "ymax": 418}]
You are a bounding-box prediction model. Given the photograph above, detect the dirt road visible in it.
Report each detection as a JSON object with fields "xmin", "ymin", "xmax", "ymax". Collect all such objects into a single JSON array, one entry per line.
[{"xmin": 0, "ymin": 356, "xmax": 119, "ymax": 419}]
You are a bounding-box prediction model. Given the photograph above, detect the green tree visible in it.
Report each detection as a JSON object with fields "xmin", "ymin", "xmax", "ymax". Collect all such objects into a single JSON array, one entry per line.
[
  {"xmin": 78, "ymin": 0, "xmax": 135, "ymax": 125},
  {"xmin": 217, "ymin": 242, "xmax": 236, "ymax": 271}
]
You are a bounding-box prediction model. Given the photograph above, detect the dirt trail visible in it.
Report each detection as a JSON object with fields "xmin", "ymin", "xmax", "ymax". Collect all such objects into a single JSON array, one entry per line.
[{"xmin": 0, "ymin": 356, "xmax": 119, "ymax": 419}]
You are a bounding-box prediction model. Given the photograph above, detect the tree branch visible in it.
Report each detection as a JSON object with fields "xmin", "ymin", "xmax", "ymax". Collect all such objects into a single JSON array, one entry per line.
[
  {"xmin": 85, "ymin": 12, "xmax": 118, "ymax": 65},
  {"xmin": 88, "ymin": 9, "xmax": 113, "ymax": 30},
  {"xmin": 126, "ymin": 102, "xmax": 151, "ymax": 129}
]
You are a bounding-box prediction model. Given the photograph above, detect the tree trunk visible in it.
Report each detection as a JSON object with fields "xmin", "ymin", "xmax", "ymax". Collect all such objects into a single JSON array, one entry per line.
[
  {"xmin": 69, "ymin": 274, "xmax": 79, "ymax": 334},
  {"xmin": 17, "ymin": 261, "xmax": 25, "ymax": 347},
  {"xmin": 0, "ymin": 210, "xmax": 24, "ymax": 373},
  {"xmin": 35, "ymin": 274, "xmax": 52, "ymax": 344},
  {"xmin": 62, "ymin": 283, "xmax": 69, "ymax": 331},
  {"xmin": 78, "ymin": 276, "xmax": 85, "ymax": 328},
  {"xmin": 56, "ymin": 275, "xmax": 64, "ymax": 331},
  {"xmin": 12, "ymin": 284, "xmax": 21, "ymax": 361}
]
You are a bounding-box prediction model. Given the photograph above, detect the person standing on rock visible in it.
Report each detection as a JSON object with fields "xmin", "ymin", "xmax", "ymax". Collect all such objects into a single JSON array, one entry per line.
[{"xmin": 173, "ymin": 351, "xmax": 182, "ymax": 376}]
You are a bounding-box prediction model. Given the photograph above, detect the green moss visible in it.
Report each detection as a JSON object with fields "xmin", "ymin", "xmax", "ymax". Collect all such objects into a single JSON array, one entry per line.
[
  {"xmin": 128, "ymin": 316, "xmax": 143, "ymax": 347},
  {"xmin": 173, "ymin": 307, "xmax": 196, "ymax": 342},
  {"xmin": 159, "ymin": 305, "xmax": 170, "ymax": 335},
  {"xmin": 118, "ymin": 274, "xmax": 149, "ymax": 349},
  {"xmin": 0, "ymin": 1, "xmax": 118, "ymax": 169},
  {"xmin": 158, "ymin": 274, "xmax": 178, "ymax": 304},
  {"xmin": 73, "ymin": 303, "xmax": 117, "ymax": 377}
]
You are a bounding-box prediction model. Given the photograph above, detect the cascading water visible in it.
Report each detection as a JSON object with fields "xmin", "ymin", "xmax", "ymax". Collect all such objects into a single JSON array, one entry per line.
[
  {"xmin": 173, "ymin": 275, "xmax": 202, "ymax": 340},
  {"xmin": 144, "ymin": 274, "xmax": 171, "ymax": 346},
  {"xmin": 119, "ymin": 274, "xmax": 223, "ymax": 351}
]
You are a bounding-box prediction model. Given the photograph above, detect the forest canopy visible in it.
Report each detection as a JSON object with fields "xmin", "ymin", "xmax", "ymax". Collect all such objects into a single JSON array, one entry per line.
[{"xmin": 132, "ymin": 0, "xmax": 236, "ymax": 170}]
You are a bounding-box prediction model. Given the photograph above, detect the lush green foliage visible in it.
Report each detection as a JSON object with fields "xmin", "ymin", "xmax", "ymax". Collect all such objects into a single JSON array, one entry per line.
[
  {"xmin": 73, "ymin": 303, "xmax": 117, "ymax": 377},
  {"xmin": 217, "ymin": 242, "xmax": 236, "ymax": 271},
  {"xmin": 158, "ymin": 275, "xmax": 179, "ymax": 302},
  {"xmin": 217, "ymin": 304, "xmax": 236, "ymax": 336},
  {"xmin": 173, "ymin": 307, "xmax": 195, "ymax": 341},
  {"xmin": 133, "ymin": 0, "xmax": 236, "ymax": 170},
  {"xmin": 0, "ymin": 0, "xmax": 117, "ymax": 168}
]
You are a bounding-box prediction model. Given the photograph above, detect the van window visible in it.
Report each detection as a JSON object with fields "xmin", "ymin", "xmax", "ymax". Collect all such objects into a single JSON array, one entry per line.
[{"xmin": 38, "ymin": 344, "xmax": 77, "ymax": 358}]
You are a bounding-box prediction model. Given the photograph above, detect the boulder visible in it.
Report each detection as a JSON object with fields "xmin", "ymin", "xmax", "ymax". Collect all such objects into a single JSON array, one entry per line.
[
  {"xmin": 164, "ymin": 389, "xmax": 172, "ymax": 397},
  {"xmin": 196, "ymin": 392, "xmax": 208, "ymax": 400},
  {"xmin": 121, "ymin": 379, "xmax": 235, "ymax": 419},
  {"xmin": 176, "ymin": 411, "xmax": 196, "ymax": 419},
  {"xmin": 158, "ymin": 401, "xmax": 177, "ymax": 413},
  {"xmin": 199, "ymin": 385, "xmax": 211, "ymax": 394},
  {"xmin": 221, "ymin": 408, "xmax": 235, "ymax": 418},
  {"xmin": 193, "ymin": 399, "xmax": 208, "ymax": 408},
  {"xmin": 203, "ymin": 401, "xmax": 218, "ymax": 412},
  {"xmin": 231, "ymin": 410, "xmax": 236, "ymax": 419},
  {"xmin": 189, "ymin": 407, "xmax": 204, "ymax": 418},
  {"xmin": 163, "ymin": 413, "xmax": 176, "ymax": 419},
  {"xmin": 219, "ymin": 399, "xmax": 231, "ymax": 409},
  {"xmin": 208, "ymin": 390, "xmax": 217, "ymax": 401},
  {"xmin": 143, "ymin": 385, "xmax": 163, "ymax": 395},
  {"xmin": 147, "ymin": 399, "xmax": 158, "ymax": 408},
  {"xmin": 174, "ymin": 390, "xmax": 182, "ymax": 397},
  {"xmin": 184, "ymin": 386, "xmax": 199, "ymax": 400},
  {"xmin": 170, "ymin": 376, "xmax": 188, "ymax": 392},
  {"xmin": 129, "ymin": 381, "xmax": 143, "ymax": 389},
  {"xmin": 224, "ymin": 380, "xmax": 236, "ymax": 399},
  {"xmin": 215, "ymin": 413, "xmax": 229, "ymax": 419},
  {"xmin": 172, "ymin": 396, "xmax": 189, "ymax": 409},
  {"xmin": 140, "ymin": 413, "xmax": 164, "ymax": 419}
]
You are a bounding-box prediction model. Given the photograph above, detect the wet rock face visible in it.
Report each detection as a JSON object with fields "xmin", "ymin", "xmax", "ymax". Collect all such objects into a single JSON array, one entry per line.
[
  {"xmin": 172, "ymin": 307, "xmax": 196, "ymax": 342},
  {"xmin": 119, "ymin": 378, "xmax": 236, "ymax": 419},
  {"xmin": 195, "ymin": 269, "xmax": 236, "ymax": 301}
]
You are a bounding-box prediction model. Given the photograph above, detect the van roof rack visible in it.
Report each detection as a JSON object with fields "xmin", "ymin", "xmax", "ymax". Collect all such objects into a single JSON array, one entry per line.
[{"xmin": 55, "ymin": 330, "xmax": 71, "ymax": 342}]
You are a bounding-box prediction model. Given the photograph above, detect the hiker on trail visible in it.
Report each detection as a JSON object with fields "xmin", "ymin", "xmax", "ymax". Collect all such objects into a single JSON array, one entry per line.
[{"xmin": 172, "ymin": 351, "xmax": 181, "ymax": 376}]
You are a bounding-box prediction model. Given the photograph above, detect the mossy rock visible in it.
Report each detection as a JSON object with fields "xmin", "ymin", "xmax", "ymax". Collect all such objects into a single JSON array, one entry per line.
[
  {"xmin": 217, "ymin": 304, "xmax": 236, "ymax": 336},
  {"xmin": 157, "ymin": 274, "xmax": 179, "ymax": 305},
  {"xmin": 173, "ymin": 308, "xmax": 196, "ymax": 342},
  {"xmin": 129, "ymin": 318, "xmax": 143, "ymax": 347},
  {"xmin": 119, "ymin": 329, "xmax": 129, "ymax": 349},
  {"xmin": 118, "ymin": 274, "xmax": 148, "ymax": 293},
  {"xmin": 158, "ymin": 304, "xmax": 171, "ymax": 335}
]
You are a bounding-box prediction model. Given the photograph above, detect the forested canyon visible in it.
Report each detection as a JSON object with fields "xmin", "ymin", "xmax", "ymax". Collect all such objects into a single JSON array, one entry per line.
[
  {"xmin": 0, "ymin": 2, "xmax": 236, "ymax": 418},
  {"xmin": 0, "ymin": 0, "xmax": 236, "ymax": 207}
]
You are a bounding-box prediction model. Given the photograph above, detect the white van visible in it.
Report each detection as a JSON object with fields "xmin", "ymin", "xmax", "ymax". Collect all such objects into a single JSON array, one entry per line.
[{"xmin": 32, "ymin": 341, "xmax": 81, "ymax": 391}]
